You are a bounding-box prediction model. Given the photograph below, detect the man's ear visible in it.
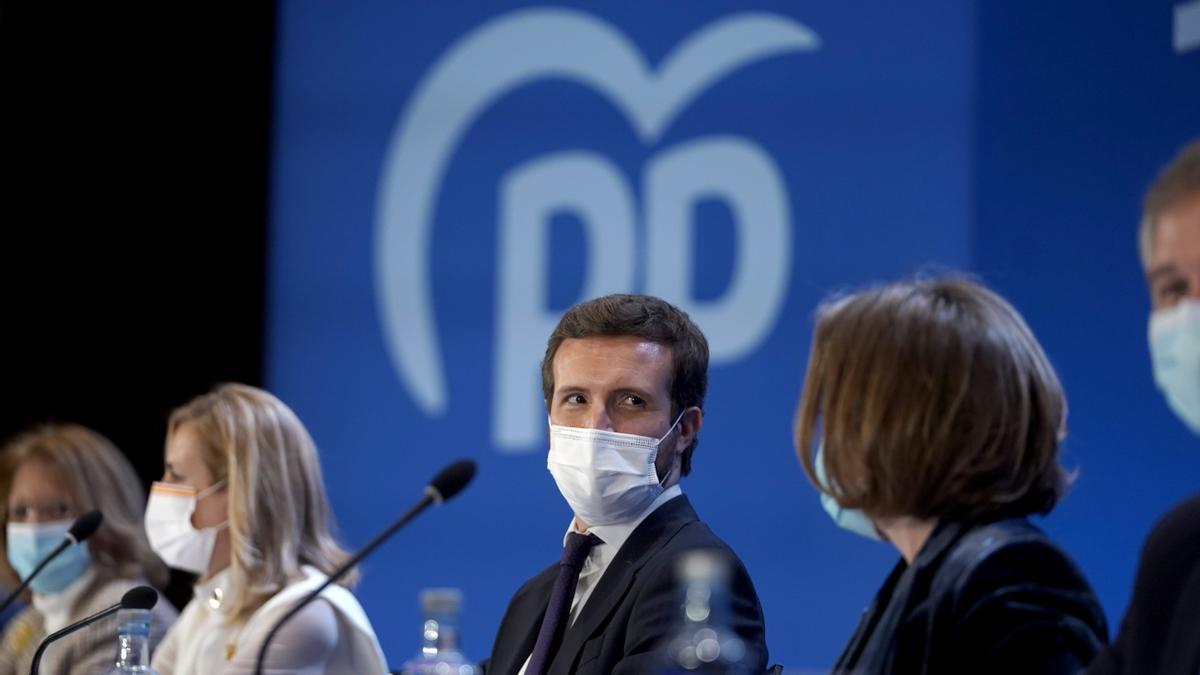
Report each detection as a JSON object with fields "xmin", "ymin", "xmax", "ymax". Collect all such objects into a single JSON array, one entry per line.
[{"xmin": 673, "ymin": 406, "xmax": 703, "ymax": 456}]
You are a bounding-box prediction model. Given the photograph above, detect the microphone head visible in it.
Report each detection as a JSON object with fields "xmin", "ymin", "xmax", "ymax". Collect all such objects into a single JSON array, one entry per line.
[
  {"xmin": 120, "ymin": 586, "xmax": 158, "ymax": 610},
  {"xmin": 427, "ymin": 459, "xmax": 476, "ymax": 503},
  {"xmin": 67, "ymin": 511, "xmax": 103, "ymax": 544}
]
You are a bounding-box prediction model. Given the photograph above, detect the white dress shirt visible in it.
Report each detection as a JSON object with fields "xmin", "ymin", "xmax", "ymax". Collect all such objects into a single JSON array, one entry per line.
[{"xmin": 517, "ymin": 485, "xmax": 683, "ymax": 675}]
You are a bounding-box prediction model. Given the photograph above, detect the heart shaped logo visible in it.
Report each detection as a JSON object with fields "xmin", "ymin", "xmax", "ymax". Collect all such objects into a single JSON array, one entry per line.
[{"xmin": 375, "ymin": 8, "xmax": 820, "ymax": 415}]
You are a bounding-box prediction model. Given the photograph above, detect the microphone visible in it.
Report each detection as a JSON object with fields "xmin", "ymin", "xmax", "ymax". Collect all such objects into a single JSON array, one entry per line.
[
  {"xmin": 254, "ymin": 459, "xmax": 477, "ymax": 675},
  {"xmin": 0, "ymin": 511, "xmax": 103, "ymax": 614},
  {"xmin": 30, "ymin": 585, "xmax": 157, "ymax": 674},
  {"xmin": 425, "ymin": 458, "xmax": 476, "ymax": 504}
]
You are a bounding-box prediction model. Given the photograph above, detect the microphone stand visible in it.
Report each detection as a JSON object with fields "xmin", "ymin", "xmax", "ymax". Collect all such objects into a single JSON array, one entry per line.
[{"xmin": 253, "ymin": 490, "xmax": 438, "ymax": 675}]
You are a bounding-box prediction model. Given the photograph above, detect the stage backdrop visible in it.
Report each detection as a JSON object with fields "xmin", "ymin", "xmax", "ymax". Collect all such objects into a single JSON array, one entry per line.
[{"xmin": 266, "ymin": 1, "xmax": 1199, "ymax": 668}]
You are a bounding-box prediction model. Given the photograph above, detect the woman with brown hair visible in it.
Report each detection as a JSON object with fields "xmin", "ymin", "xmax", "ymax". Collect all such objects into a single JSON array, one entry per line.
[
  {"xmin": 147, "ymin": 383, "xmax": 386, "ymax": 675},
  {"xmin": 794, "ymin": 277, "xmax": 1108, "ymax": 674},
  {"xmin": 0, "ymin": 424, "xmax": 178, "ymax": 674}
]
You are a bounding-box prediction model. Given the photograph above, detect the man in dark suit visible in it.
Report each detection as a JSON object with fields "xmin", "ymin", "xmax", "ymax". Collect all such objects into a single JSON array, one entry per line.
[
  {"xmin": 482, "ymin": 294, "xmax": 768, "ymax": 675},
  {"xmin": 1088, "ymin": 139, "xmax": 1200, "ymax": 674}
]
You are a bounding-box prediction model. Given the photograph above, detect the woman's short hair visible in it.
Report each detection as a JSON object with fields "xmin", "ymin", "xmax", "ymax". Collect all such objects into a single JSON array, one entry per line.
[
  {"xmin": 168, "ymin": 383, "xmax": 352, "ymax": 623},
  {"xmin": 794, "ymin": 277, "xmax": 1070, "ymax": 522},
  {"xmin": 0, "ymin": 424, "xmax": 169, "ymax": 589}
]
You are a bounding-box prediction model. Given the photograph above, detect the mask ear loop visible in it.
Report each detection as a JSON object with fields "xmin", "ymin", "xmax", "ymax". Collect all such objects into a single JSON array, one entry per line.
[
  {"xmin": 656, "ymin": 410, "xmax": 690, "ymax": 486},
  {"xmin": 656, "ymin": 411, "xmax": 686, "ymax": 444},
  {"xmin": 196, "ymin": 478, "xmax": 228, "ymax": 502},
  {"xmin": 194, "ymin": 478, "xmax": 231, "ymax": 534}
]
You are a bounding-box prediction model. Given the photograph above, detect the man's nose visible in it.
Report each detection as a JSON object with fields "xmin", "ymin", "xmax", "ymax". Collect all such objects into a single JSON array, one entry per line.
[{"xmin": 584, "ymin": 406, "xmax": 613, "ymax": 431}]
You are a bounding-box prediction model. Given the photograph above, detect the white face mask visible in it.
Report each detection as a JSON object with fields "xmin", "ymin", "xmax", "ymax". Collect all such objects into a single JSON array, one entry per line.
[
  {"xmin": 1150, "ymin": 299, "xmax": 1200, "ymax": 434},
  {"xmin": 547, "ymin": 413, "xmax": 683, "ymax": 526},
  {"xmin": 144, "ymin": 480, "xmax": 227, "ymax": 575}
]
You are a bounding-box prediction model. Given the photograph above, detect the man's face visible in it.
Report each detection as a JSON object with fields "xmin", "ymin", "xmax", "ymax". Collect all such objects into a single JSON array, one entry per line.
[
  {"xmin": 1148, "ymin": 192, "xmax": 1200, "ymax": 311},
  {"xmin": 549, "ymin": 335, "xmax": 697, "ymax": 479}
]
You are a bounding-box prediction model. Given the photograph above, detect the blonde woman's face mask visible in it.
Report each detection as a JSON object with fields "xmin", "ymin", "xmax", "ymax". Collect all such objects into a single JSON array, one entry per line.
[{"xmin": 144, "ymin": 479, "xmax": 228, "ymax": 575}]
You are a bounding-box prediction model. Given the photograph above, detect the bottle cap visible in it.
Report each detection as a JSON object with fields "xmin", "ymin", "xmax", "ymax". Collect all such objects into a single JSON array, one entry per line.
[
  {"xmin": 676, "ymin": 549, "xmax": 732, "ymax": 583},
  {"xmin": 420, "ymin": 587, "xmax": 463, "ymax": 615}
]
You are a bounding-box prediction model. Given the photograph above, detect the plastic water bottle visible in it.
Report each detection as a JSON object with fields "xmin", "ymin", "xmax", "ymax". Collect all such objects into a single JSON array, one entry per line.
[
  {"xmin": 399, "ymin": 588, "xmax": 476, "ymax": 675},
  {"xmin": 657, "ymin": 550, "xmax": 755, "ymax": 674},
  {"xmin": 106, "ymin": 608, "xmax": 159, "ymax": 674}
]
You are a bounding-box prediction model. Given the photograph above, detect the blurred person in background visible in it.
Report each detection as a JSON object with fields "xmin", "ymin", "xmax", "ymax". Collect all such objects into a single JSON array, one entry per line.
[
  {"xmin": 1088, "ymin": 138, "xmax": 1200, "ymax": 674},
  {"xmin": 795, "ymin": 278, "xmax": 1108, "ymax": 674},
  {"xmin": 0, "ymin": 423, "xmax": 177, "ymax": 674},
  {"xmin": 148, "ymin": 383, "xmax": 387, "ymax": 675}
]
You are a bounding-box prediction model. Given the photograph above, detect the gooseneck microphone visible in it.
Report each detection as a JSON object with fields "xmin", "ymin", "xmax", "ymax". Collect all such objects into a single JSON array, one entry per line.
[
  {"xmin": 253, "ymin": 459, "xmax": 477, "ymax": 675},
  {"xmin": 30, "ymin": 585, "xmax": 157, "ymax": 675},
  {"xmin": 0, "ymin": 510, "xmax": 103, "ymax": 614}
]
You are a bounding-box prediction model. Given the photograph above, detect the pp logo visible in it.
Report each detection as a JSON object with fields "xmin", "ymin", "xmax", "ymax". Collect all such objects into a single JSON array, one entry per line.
[{"xmin": 375, "ymin": 9, "xmax": 819, "ymax": 451}]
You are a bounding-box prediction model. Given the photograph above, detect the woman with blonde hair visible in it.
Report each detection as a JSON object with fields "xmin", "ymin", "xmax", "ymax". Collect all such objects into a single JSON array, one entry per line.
[
  {"xmin": 148, "ymin": 383, "xmax": 386, "ymax": 674},
  {"xmin": 795, "ymin": 277, "xmax": 1108, "ymax": 674},
  {"xmin": 0, "ymin": 423, "xmax": 178, "ymax": 674}
]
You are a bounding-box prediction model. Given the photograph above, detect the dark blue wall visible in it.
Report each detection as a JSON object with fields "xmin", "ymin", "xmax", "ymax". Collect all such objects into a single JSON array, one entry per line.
[{"xmin": 266, "ymin": 1, "xmax": 1199, "ymax": 668}]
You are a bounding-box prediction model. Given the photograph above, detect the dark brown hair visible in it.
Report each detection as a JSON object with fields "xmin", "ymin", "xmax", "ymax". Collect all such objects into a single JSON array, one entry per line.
[
  {"xmin": 541, "ymin": 294, "xmax": 709, "ymax": 475},
  {"xmin": 794, "ymin": 277, "xmax": 1070, "ymax": 521}
]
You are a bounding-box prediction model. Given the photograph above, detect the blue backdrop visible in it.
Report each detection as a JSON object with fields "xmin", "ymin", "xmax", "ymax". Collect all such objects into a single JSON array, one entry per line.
[{"xmin": 265, "ymin": 1, "xmax": 1199, "ymax": 669}]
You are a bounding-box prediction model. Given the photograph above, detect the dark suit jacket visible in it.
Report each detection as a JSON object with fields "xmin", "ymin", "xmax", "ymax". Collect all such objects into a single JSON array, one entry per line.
[
  {"xmin": 481, "ymin": 495, "xmax": 767, "ymax": 675},
  {"xmin": 1088, "ymin": 492, "xmax": 1200, "ymax": 675},
  {"xmin": 834, "ymin": 517, "xmax": 1108, "ymax": 675}
]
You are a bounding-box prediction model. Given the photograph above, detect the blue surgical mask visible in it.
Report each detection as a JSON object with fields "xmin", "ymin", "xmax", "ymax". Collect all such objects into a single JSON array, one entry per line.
[
  {"xmin": 6, "ymin": 519, "xmax": 91, "ymax": 594},
  {"xmin": 1150, "ymin": 299, "xmax": 1200, "ymax": 434},
  {"xmin": 814, "ymin": 443, "xmax": 883, "ymax": 541}
]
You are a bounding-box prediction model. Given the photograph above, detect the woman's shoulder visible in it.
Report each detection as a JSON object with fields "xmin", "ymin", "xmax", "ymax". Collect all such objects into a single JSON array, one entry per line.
[
  {"xmin": 263, "ymin": 567, "xmax": 376, "ymax": 634},
  {"xmin": 74, "ymin": 574, "xmax": 139, "ymax": 616},
  {"xmin": 248, "ymin": 593, "xmax": 339, "ymax": 650},
  {"xmin": 946, "ymin": 518, "xmax": 1074, "ymax": 570},
  {"xmin": 939, "ymin": 518, "xmax": 1105, "ymax": 624},
  {"xmin": 230, "ymin": 580, "xmax": 342, "ymax": 671},
  {"xmin": 937, "ymin": 518, "xmax": 1100, "ymax": 611},
  {"xmin": 922, "ymin": 519, "xmax": 1108, "ymax": 668},
  {"xmin": 76, "ymin": 574, "xmax": 179, "ymax": 625},
  {"xmin": 235, "ymin": 568, "xmax": 387, "ymax": 673}
]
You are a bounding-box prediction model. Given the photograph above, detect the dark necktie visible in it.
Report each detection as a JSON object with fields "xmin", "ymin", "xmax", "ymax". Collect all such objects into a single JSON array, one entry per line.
[{"xmin": 525, "ymin": 531, "xmax": 602, "ymax": 675}]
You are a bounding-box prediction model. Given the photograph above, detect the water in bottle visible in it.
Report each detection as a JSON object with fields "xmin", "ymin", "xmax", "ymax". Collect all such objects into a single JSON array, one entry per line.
[
  {"xmin": 399, "ymin": 587, "xmax": 476, "ymax": 675},
  {"xmin": 106, "ymin": 608, "xmax": 159, "ymax": 674},
  {"xmin": 657, "ymin": 550, "xmax": 756, "ymax": 674}
]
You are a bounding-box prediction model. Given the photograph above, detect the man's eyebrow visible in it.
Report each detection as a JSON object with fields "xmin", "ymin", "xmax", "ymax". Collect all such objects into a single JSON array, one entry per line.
[{"xmin": 1147, "ymin": 263, "xmax": 1182, "ymax": 285}]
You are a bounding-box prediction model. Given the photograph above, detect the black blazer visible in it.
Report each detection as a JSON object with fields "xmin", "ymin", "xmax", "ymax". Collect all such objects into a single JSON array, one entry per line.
[
  {"xmin": 1088, "ymin": 492, "xmax": 1200, "ymax": 675},
  {"xmin": 833, "ymin": 517, "xmax": 1108, "ymax": 675},
  {"xmin": 481, "ymin": 495, "xmax": 767, "ymax": 675}
]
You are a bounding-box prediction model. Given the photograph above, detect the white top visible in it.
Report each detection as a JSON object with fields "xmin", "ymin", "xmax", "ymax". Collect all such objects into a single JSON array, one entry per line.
[
  {"xmin": 152, "ymin": 566, "xmax": 388, "ymax": 675},
  {"xmin": 517, "ymin": 485, "xmax": 683, "ymax": 675},
  {"xmin": 31, "ymin": 566, "xmax": 97, "ymax": 633}
]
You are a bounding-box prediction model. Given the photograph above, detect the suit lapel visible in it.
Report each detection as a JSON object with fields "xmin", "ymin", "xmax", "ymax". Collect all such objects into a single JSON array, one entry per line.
[
  {"xmin": 550, "ymin": 496, "xmax": 698, "ymax": 672},
  {"xmin": 492, "ymin": 564, "xmax": 557, "ymax": 675}
]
